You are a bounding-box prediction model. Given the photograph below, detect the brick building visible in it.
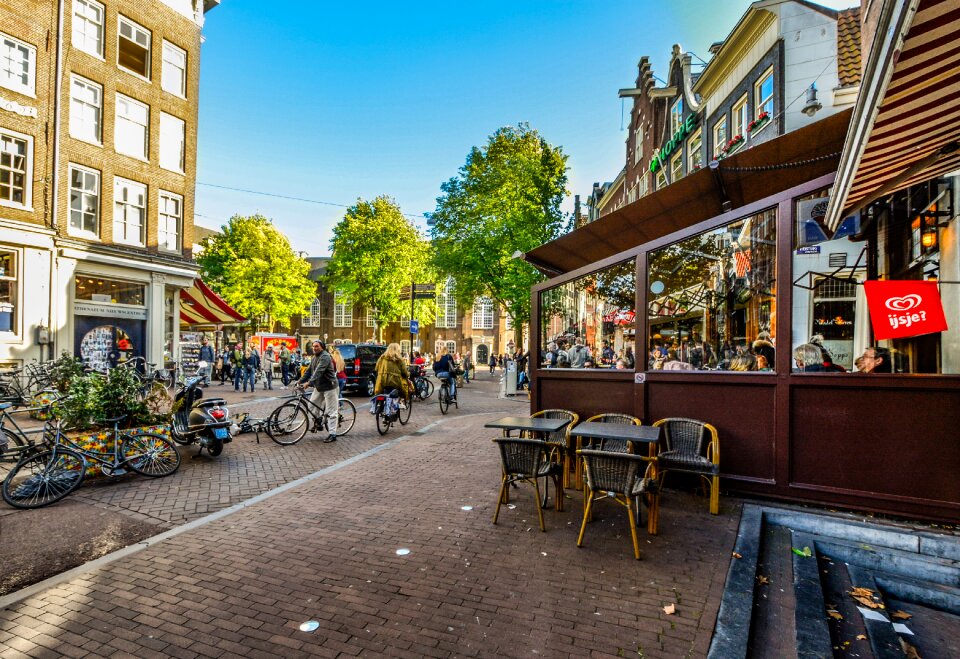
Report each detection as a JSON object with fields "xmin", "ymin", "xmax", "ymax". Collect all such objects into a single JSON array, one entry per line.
[{"xmin": 0, "ymin": 0, "xmax": 218, "ymax": 370}]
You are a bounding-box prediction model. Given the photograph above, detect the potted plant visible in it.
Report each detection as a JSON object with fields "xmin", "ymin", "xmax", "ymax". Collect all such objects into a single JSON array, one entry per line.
[{"xmin": 748, "ymin": 111, "xmax": 770, "ymax": 134}]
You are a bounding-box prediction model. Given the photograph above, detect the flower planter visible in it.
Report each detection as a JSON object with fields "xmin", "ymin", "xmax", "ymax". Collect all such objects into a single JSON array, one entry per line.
[
  {"xmin": 722, "ymin": 135, "xmax": 744, "ymax": 155},
  {"xmin": 62, "ymin": 424, "xmax": 173, "ymax": 478},
  {"xmin": 28, "ymin": 391, "xmax": 59, "ymax": 420},
  {"xmin": 747, "ymin": 112, "xmax": 770, "ymax": 134}
]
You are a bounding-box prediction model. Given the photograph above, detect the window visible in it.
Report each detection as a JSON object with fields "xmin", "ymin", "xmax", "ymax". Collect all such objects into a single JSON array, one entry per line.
[
  {"xmin": 638, "ymin": 172, "xmax": 649, "ymax": 198},
  {"xmin": 472, "ymin": 297, "xmax": 494, "ymax": 329},
  {"xmin": 0, "ymin": 130, "xmax": 31, "ymax": 208},
  {"xmin": 435, "ymin": 278, "xmax": 457, "ymax": 328},
  {"xmin": 0, "ymin": 250, "xmax": 18, "ymax": 334},
  {"xmin": 648, "ymin": 209, "xmax": 777, "ymax": 372},
  {"xmin": 68, "ymin": 164, "xmax": 100, "ymax": 237},
  {"xmin": 400, "ymin": 315, "xmax": 410, "ymax": 328},
  {"xmin": 159, "ymin": 113, "xmax": 185, "ymax": 172},
  {"xmin": 540, "ymin": 259, "xmax": 636, "ymax": 368},
  {"xmin": 161, "ymin": 41, "xmax": 186, "ymax": 96},
  {"xmin": 115, "ymin": 94, "xmax": 149, "ymax": 160},
  {"xmin": 755, "ymin": 68, "xmax": 774, "ymax": 120},
  {"xmin": 69, "ymin": 75, "xmax": 102, "ymax": 144},
  {"xmin": 732, "ymin": 95, "xmax": 748, "ymax": 141},
  {"xmin": 400, "ymin": 339, "xmax": 411, "ymax": 356},
  {"xmin": 333, "ymin": 291, "xmax": 352, "ymax": 327},
  {"xmin": 117, "ymin": 16, "xmax": 151, "ymax": 79},
  {"xmin": 688, "ymin": 128, "xmax": 703, "ymax": 171},
  {"xmin": 0, "ymin": 33, "xmax": 36, "ymax": 96},
  {"xmin": 158, "ymin": 190, "xmax": 182, "ymax": 252},
  {"xmin": 113, "ymin": 177, "xmax": 146, "ymax": 246},
  {"xmin": 366, "ymin": 307, "xmax": 378, "ymax": 328},
  {"xmin": 436, "ymin": 340, "xmax": 457, "ymax": 356},
  {"xmin": 656, "ymin": 168, "xmax": 667, "ymax": 190},
  {"xmin": 670, "ymin": 152, "xmax": 683, "ymax": 182},
  {"xmin": 633, "ymin": 127, "xmax": 643, "ymax": 164},
  {"xmin": 670, "ymin": 97, "xmax": 683, "ymax": 134},
  {"xmin": 713, "ymin": 116, "xmax": 727, "ymax": 157},
  {"xmin": 74, "ymin": 276, "xmax": 144, "ymax": 305},
  {"xmin": 72, "ymin": 0, "xmax": 104, "ymax": 58},
  {"xmin": 304, "ymin": 298, "xmax": 322, "ymax": 326}
]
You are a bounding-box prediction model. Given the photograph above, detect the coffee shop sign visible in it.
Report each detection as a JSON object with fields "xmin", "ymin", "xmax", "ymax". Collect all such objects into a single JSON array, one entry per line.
[{"xmin": 650, "ymin": 113, "xmax": 700, "ymax": 174}]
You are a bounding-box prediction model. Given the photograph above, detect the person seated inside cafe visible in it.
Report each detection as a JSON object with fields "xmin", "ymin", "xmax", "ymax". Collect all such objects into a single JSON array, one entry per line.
[
  {"xmin": 793, "ymin": 343, "xmax": 826, "ymax": 372},
  {"xmin": 752, "ymin": 340, "xmax": 775, "ymax": 372},
  {"xmin": 662, "ymin": 349, "xmax": 694, "ymax": 371},
  {"xmin": 857, "ymin": 346, "xmax": 892, "ymax": 373}
]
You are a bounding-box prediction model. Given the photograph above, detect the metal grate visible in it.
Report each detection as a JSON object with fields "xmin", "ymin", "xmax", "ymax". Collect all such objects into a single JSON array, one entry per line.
[
  {"xmin": 816, "ymin": 277, "xmax": 857, "ymax": 299},
  {"xmin": 828, "ymin": 253, "xmax": 847, "ymax": 268}
]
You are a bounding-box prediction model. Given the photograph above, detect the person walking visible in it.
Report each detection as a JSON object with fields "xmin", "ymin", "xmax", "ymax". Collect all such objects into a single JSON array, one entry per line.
[
  {"xmin": 297, "ymin": 340, "xmax": 339, "ymax": 442},
  {"xmin": 279, "ymin": 342, "xmax": 291, "ymax": 387},
  {"xmin": 198, "ymin": 338, "xmax": 215, "ymax": 387},
  {"xmin": 231, "ymin": 343, "xmax": 244, "ymax": 391},
  {"xmin": 488, "ymin": 353, "xmax": 497, "ymax": 374},
  {"xmin": 218, "ymin": 347, "xmax": 231, "ymax": 385},
  {"xmin": 263, "ymin": 345, "xmax": 276, "ymax": 390},
  {"xmin": 462, "ymin": 351, "xmax": 473, "ymax": 383},
  {"xmin": 331, "ymin": 346, "xmax": 347, "ymax": 396},
  {"xmin": 242, "ymin": 348, "xmax": 260, "ymax": 392}
]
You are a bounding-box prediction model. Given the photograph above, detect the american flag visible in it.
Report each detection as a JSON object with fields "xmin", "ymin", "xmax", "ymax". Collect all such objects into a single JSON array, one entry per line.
[{"xmin": 734, "ymin": 248, "xmax": 752, "ymax": 278}]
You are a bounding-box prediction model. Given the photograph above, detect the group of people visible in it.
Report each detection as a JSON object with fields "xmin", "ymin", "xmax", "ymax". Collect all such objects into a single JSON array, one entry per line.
[
  {"xmin": 199, "ymin": 340, "xmax": 351, "ymax": 394},
  {"xmin": 543, "ymin": 336, "xmax": 635, "ymax": 370}
]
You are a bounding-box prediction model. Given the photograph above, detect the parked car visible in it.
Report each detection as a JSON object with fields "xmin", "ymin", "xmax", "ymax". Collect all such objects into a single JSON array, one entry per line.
[{"xmin": 336, "ymin": 343, "xmax": 387, "ymax": 396}]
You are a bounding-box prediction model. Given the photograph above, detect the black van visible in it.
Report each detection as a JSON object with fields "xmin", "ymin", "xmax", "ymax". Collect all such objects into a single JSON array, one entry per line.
[{"xmin": 335, "ymin": 343, "xmax": 386, "ymax": 396}]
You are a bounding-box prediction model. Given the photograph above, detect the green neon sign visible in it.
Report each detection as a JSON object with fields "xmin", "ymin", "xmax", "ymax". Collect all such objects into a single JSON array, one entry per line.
[{"xmin": 650, "ymin": 112, "xmax": 700, "ymax": 173}]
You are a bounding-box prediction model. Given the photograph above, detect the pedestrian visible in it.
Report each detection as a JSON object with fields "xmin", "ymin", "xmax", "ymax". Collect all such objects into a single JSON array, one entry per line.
[
  {"xmin": 279, "ymin": 342, "xmax": 291, "ymax": 387},
  {"xmin": 242, "ymin": 348, "xmax": 259, "ymax": 392},
  {"xmin": 489, "ymin": 353, "xmax": 497, "ymax": 374},
  {"xmin": 462, "ymin": 351, "xmax": 472, "ymax": 383},
  {"xmin": 297, "ymin": 340, "xmax": 339, "ymax": 442},
  {"xmin": 218, "ymin": 347, "xmax": 230, "ymax": 385},
  {"xmin": 198, "ymin": 337, "xmax": 215, "ymax": 387},
  {"xmin": 331, "ymin": 346, "xmax": 347, "ymax": 396},
  {"xmin": 231, "ymin": 343, "xmax": 244, "ymax": 390},
  {"xmin": 263, "ymin": 345, "xmax": 276, "ymax": 390}
]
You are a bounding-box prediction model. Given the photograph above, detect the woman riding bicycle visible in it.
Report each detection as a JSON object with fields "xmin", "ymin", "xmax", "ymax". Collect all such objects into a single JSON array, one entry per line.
[
  {"xmin": 374, "ymin": 343, "xmax": 412, "ymax": 407},
  {"xmin": 433, "ymin": 347, "xmax": 457, "ymax": 401}
]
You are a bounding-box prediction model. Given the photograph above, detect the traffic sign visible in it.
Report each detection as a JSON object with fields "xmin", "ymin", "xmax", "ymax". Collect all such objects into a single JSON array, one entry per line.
[{"xmin": 409, "ymin": 320, "xmax": 419, "ymax": 334}]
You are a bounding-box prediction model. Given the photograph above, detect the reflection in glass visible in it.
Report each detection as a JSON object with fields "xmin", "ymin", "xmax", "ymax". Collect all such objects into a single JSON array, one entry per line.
[
  {"xmin": 74, "ymin": 276, "xmax": 145, "ymax": 305},
  {"xmin": 647, "ymin": 209, "xmax": 777, "ymax": 371},
  {"xmin": 540, "ymin": 259, "xmax": 636, "ymax": 369}
]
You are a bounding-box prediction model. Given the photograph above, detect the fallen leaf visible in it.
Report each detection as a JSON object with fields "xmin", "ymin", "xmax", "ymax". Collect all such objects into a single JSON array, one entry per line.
[
  {"xmin": 732, "ymin": 552, "xmax": 742, "ymax": 559},
  {"xmin": 849, "ymin": 587, "xmax": 875, "ymax": 598},
  {"xmin": 856, "ymin": 635, "xmax": 867, "ymax": 641},
  {"xmin": 827, "ymin": 610, "xmax": 843, "ymax": 620},
  {"xmin": 663, "ymin": 603, "xmax": 676, "ymax": 615},
  {"xmin": 757, "ymin": 575, "xmax": 770, "ymax": 585},
  {"xmin": 900, "ymin": 638, "xmax": 922, "ymax": 659},
  {"xmin": 792, "ymin": 546, "xmax": 813, "ymax": 558},
  {"xmin": 853, "ymin": 595, "xmax": 885, "ymax": 610},
  {"xmin": 892, "ymin": 610, "xmax": 913, "ymax": 620}
]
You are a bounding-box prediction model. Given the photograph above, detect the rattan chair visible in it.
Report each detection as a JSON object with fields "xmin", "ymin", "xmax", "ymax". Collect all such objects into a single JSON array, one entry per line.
[
  {"xmin": 653, "ymin": 418, "xmax": 720, "ymax": 514},
  {"xmin": 526, "ymin": 409, "xmax": 579, "ymax": 488},
  {"xmin": 492, "ymin": 438, "xmax": 564, "ymax": 532},
  {"xmin": 582, "ymin": 413, "xmax": 642, "ymax": 453},
  {"xmin": 576, "ymin": 449, "xmax": 658, "ymax": 559}
]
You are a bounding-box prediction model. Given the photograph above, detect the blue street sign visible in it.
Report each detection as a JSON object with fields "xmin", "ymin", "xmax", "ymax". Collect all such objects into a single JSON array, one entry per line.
[{"xmin": 409, "ymin": 320, "xmax": 419, "ymax": 334}]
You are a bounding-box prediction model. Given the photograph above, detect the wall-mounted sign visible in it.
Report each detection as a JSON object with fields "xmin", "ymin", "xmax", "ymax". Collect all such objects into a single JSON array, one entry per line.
[
  {"xmin": 796, "ymin": 245, "xmax": 821, "ymax": 255},
  {"xmin": 74, "ymin": 301, "xmax": 148, "ymax": 320},
  {"xmin": 0, "ymin": 95, "xmax": 38, "ymax": 118},
  {"xmin": 863, "ymin": 280, "xmax": 947, "ymax": 340},
  {"xmin": 634, "ymin": 373, "xmax": 646, "ymax": 384},
  {"xmin": 650, "ymin": 112, "xmax": 700, "ymax": 173}
]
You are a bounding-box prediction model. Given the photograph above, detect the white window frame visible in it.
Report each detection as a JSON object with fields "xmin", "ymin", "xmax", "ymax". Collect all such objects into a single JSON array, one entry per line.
[
  {"xmin": 72, "ymin": 0, "xmax": 105, "ymax": 59},
  {"xmin": 0, "ymin": 33, "xmax": 37, "ymax": 97},
  {"xmin": 633, "ymin": 126, "xmax": 643, "ymax": 165},
  {"xmin": 755, "ymin": 67, "xmax": 774, "ymax": 121},
  {"xmin": 68, "ymin": 163, "xmax": 100, "ymax": 238},
  {"xmin": 112, "ymin": 177, "xmax": 146, "ymax": 247},
  {"xmin": 670, "ymin": 152, "xmax": 683, "ymax": 182},
  {"xmin": 69, "ymin": 74, "xmax": 102, "ymax": 145},
  {"xmin": 400, "ymin": 339, "xmax": 411, "ymax": 356},
  {"xmin": 0, "ymin": 129, "xmax": 33, "ymax": 210},
  {"xmin": 333, "ymin": 291, "xmax": 352, "ymax": 327},
  {"xmin": 306, "ymin": 298, "xmax": 322, "ymax": 326},
  {"xmin": 159, "ymin": 112, "xmax": 185, "ymax": 173},
  {"xmin": 400, "ymin": 315, "xmax": 410, "ymax": 328},
  {"xmin": 161, "ymin": 40, "xmax": 187, "ymax": 97},
  {"xmin": 157, "ymin": 190, "xmax": 182, "ymax": 253},
  {"xmin": 366, "ymin": 307, "xmax": 378, "ymax": 328},
  {"xmin": 713, "ymin": 116, "xmax": 727, "ymax": 157},
  {"xmin": 435, "ymin": 278, "xmax": 457, "ymax": 328},
  {"xmin": 688, "ymin": 128, "xmax": 703, "ymax": 171},
  {"xmin": 472, "ymin": 297, "xmax": 494, "ymax": 330},
  {"xmin": 0, "ymin": 247, "xmax": 20, "ymax": 336},
  {"xmin": 115, "ymin": 93, "xmax": 149, "ymax": 161},
  {"xmin": 670, "ymin": 97, "xmax": 683, "ymax": 134},
  {"xmin": 655, "ymin": 167, "xmax": 667, "ymax": 190},
  {"xmin": 435, "ymin": 340, "xmax": 457, "ymax": 356},
  {"xmin": 732, "ymin": 94, "xmax": 748, "ymax": 141},
  {"xmin": 117, "ymin": 15, "xmax": 151, "ymax": 80}
]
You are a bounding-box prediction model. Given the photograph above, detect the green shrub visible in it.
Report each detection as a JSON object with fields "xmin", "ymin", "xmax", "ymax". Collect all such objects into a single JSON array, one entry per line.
[{"xmin": 54, "ymin": 367, "xmax": 170, "ymax": 431}]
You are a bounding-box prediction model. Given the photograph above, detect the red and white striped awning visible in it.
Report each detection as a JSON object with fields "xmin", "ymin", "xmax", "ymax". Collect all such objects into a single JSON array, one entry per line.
[
  {"xmin": 827, "ymin": 0, "xmax": 960, "ymax": 228},
  {"xmin": 179, "ymin": 279, "xmax": 245, "ymax": 326}
]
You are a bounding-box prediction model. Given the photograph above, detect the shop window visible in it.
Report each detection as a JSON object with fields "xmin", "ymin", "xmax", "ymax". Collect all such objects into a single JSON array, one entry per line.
[
  {"xmin": 113, "ymin": 177, "xmax": 146, "ymax": 246},
  {"xmin": 713, "ymin": 116, "xmax": 727, "ymax": 158},
  {"xmin": 73, "ymin": 0, "xmax": 104, "ymax": 59},
  {"xmin": 540, "ymin": 259, "xmax": 636, "ymax": 369},
  {"xmin": 0, "ymin": 130, "xmax": 31, "ymax": 209},
  {"xmin": 161, "ymin": 40, "xmax": 187, "ymax": 97},
  {"xmin": 69, "ymin": 164, "xmax": 100, "ymax": 237},
  {"xmin": 688, "ymin": 128, "xmax": 703, "ymax": 171},
  {"xmin": 0, "ymin": 250, "xmax": 18, "ymax": 334},
  {"xmin": 159, "ymin": 113, "xmax": 185, "ymax": 173},
  {"xmin": 70, "ymin": 75, "xmax": 102, "ymax": 144},
  {"xmin": 74, "ymin": 276, "xmax": 144, "ymax": 305},
  {"xmin": 435, "ymin": 277, "xmax": 457, "ymax": 328},
  {"xmin": 755, "ymin": 68, "xmax": 774, "ymax": 121},
  {"xmin": 158, "ymin": 190, "xmax": 182, "ymax": 252},
  {"xmin": 333, "ymin": 291, "xmax": 351, "ymax": 327},
  {"xmin": 0, "ymin": 33, "xmax": 36, "ymax": 97},
  {"xmin": 164, "ymin": 289, "xmax": 175, "ymax": 363},
  {"xmin": 648, "ymin": 209, "xmax": 777, "ymax": 371},
  {"xmin": 115, "ymin": 94, "xmax": 149, "ymax": 160},
  {"xmin": 472, "ymin": 297, "xmax": 494, "ymax": 329},
  {"xmin": 118, "ymin": 16, "xmax": 151, "ymax": 79}
]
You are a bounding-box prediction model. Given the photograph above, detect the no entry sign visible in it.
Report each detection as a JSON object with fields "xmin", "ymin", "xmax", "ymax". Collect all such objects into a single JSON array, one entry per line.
[{"xmin": 863, "ymin": 280, "xmax": 948, "ymax": 340}]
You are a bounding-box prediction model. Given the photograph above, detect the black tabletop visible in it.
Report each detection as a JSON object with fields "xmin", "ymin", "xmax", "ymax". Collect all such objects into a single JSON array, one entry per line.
[
  {"xmin": 571, "ymin": 422, "xmax": 661, "ymax": 444},
  {"xmin": 484, "ymin": 416, "xmax": 571, "ymax": 433}
]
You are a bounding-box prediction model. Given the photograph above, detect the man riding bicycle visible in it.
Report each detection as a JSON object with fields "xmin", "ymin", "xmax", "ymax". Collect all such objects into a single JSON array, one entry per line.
[
  {"xmin": 433, "ymin": 347, "xmax": 457, "ymax": 401},
  {"xmin": 296, "ymin": 340, "xmax": 339, "ymax": 442}
]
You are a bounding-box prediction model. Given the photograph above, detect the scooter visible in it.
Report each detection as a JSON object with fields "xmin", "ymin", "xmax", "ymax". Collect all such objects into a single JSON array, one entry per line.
[{"xmin": 171, "ymin": 377, "xmax": 233, "ymax": 456}]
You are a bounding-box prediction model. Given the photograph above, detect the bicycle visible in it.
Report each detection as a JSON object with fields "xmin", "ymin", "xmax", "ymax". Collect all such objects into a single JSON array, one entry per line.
[
  {"xmin": 373, "ymin": 388, "xmax": 412, "ymax": 435},
  {"xmin": 265, "ymin": 387, "xmax": 357, "ymax": 445},
  {"xmin": 412, "ymin": 373, "xmax": 434, "ymax": 401},
  {"xmin": 438, "ymin": 375, "xmax": 459, "ymax": 415},
  {"xmin": 2, "ymin": 415, "xmax": 181, "ymax": 509},
  {"xmin": 0, "ymin": 401, "xmax": 58, "ymax": 481}
]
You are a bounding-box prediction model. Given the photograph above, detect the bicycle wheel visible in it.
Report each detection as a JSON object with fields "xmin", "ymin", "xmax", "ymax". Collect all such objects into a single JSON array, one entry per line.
[
  {"xmin": 267, "ymin": 401, "xmax": 309, "ymax": 445},
  {"xmin": 2, "ymin": 448, "xmax": 85, "ymax": 509},
  {"xmin": 121, "ymin": 433, "xmax": 181, "ymax": 477},
  {"xmin": 376, "ymin": 403, "xmax": 390, "ymax": 435},
  {"xmin": 439, "ymin": 384, "xmax": 449, "ymax": 415},
  {"xmin": 421, "ymin": 378, "xmax": 434, "ymax": 399},
  {"xmin": 398, "ymin": 394, "xmax": 412, "ymax": 425},
  {"xmin": 336, "ymin": 398, "xmax": 357, "ymax": 436},
  {"xmin": 1, "ymin": 429, "xmax": 26, "ymax": 481}
]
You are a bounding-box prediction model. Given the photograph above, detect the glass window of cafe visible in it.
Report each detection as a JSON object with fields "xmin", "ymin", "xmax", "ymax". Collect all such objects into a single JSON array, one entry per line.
[
  {"xmin": 647, "ymin": 208, "xmax": 777, "ymax": 371},
  {"xmin": 75, "ymin": 276, "xmax": 144, "ymax": 305},
  {"xmin": 539, "ymin": 259, "xmax": 636, "ymax": 369},
  {"xmin": 792, "ymin": 176, "xmax": 960, "ymax": 374}
]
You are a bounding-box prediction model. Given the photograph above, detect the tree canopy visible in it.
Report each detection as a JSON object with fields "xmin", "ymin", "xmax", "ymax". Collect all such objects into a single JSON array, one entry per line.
[
  {"xmin": 196, "ymin": 214, "xmax": 315, "ymax": 330},
  {"xmin": 429, "ymin": 123, "xmax": 568, "ymax": 327},
  {"xmin": 324, "ymin": 196, "xmax": 435, "ymax": 338}
]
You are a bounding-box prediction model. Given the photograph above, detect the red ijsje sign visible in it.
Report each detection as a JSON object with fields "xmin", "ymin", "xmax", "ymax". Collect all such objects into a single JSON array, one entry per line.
[{"xmin": 863, "ymin": 280, "xmax": 948, "ymax": 341}]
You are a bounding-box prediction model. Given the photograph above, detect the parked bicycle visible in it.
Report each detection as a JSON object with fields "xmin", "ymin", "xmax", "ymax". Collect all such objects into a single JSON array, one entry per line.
[
  {"xmin": 2, "ymin": 415, "xmax": 180, "ymax": 509},
  {"xmin": 372, "ymin": 389, "xmax": 412, "ymax": 435},
  {"xmin": 438, "ymin": 375, "xmax": 459, "ymax": 415},
  {"xmin": 0, "ymin": 401, "xmax": 56, "ymax": 481},
  {"xmin": 266, "ymin": 387, "xmax": 357, "ymax": 445}
]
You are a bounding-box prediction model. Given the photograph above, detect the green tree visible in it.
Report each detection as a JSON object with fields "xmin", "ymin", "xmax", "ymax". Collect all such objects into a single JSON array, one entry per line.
[
  {"xmin": 324, "ymin": 196, "xmax": 435, "ymax": 339},
  {"xmin": 197, "ymin": 214, "xmax": 315, "ymax": 330},
  {"xmin": 430, "ymin": 123, "xmax": 568, "ymax": 328}
]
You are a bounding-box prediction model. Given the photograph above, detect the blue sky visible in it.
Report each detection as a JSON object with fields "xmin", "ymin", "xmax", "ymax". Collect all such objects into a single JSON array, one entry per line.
[{"xmin": 195, "ymin": 0, "xmax": 855, "ymax": 255}]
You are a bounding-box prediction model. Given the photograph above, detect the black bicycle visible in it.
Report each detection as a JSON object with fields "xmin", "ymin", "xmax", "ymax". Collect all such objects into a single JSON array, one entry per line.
[
  {"xmin": 0, "ymin": 401, "xmax": 57, "ymax": 481},
  {"xmin": 266, "ymin": 388, "xmax": 357, "ymax": 445},
  {"xmin": 373, "ymin": 389, "xmax": 412, "ymax": 435},
  {"xmin": 438, "ymin": 376, "xmax": 458, "ymax": 415}
]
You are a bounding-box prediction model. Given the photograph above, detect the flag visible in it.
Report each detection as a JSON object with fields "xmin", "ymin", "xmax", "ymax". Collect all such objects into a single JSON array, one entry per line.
[{"xmin": 734, "ymin": 248, "xmax": 752, "ymax": 277}]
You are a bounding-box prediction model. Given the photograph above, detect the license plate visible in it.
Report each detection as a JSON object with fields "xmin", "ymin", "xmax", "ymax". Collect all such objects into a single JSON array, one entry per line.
[{"xmin": 213, "ymin": 427, "xmax": 229, "ymax": 439}]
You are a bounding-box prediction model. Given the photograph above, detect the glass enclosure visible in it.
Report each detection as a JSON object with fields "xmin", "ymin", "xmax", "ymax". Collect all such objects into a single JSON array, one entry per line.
[{"xmin": 539, "ymin": 259, "xmax": 636, "ymax": 369}]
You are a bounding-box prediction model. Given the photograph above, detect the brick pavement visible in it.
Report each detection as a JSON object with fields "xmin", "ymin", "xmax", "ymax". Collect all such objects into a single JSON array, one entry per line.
[{"xmin": 0, "ymin": 378, "xmax": 741, "ymax": 658}]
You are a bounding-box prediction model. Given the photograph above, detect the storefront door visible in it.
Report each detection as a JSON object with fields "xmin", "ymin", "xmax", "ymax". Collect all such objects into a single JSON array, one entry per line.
[{"xmin": 74, "ymin": 316, "xmax": 145, "ymax": 371}]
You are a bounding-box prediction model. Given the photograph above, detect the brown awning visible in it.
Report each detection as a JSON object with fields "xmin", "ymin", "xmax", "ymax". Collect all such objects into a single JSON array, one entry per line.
[
  {"xmin": 826, "ymin": 0, "xmax": 960, "ymax": 229},
  {"xmin": 525, "ymin": 108, "xmax": 852, "ymax": 275}
]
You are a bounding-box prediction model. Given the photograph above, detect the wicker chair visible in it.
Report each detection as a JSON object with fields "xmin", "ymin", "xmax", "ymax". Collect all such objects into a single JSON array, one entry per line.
[
  {"xmin": 582, "ymin": 413, "xmax": 642, "ymax": 453},
  {"xmin": 576, "ymin": 449, "xmax": 658, "ymax": 559},
  {"xmin": 526, "ymin": 409, "xmax": 579, "ymax": 488},
  {"xmin": 492, "ymin": 438, "xmax": 564, "ymax": 532},
  {"xmin": 653, "ymin": 418, "xmax": 720, "ymax": 514}
]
